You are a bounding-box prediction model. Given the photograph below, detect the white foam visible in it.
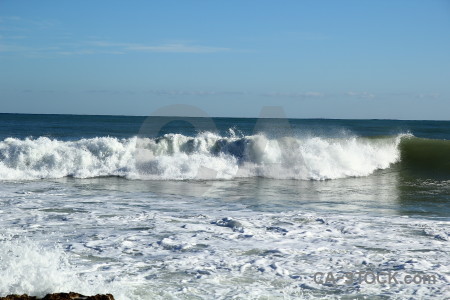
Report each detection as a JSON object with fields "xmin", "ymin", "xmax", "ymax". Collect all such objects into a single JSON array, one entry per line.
[
  {"xmin": 0, "ymin": 237, "xmax": 132, "ymax": 299},
  {"xmin": 0, "ymin": 133, "xmax": 402, "ymax": 181},
  {"xmin": 0, "ymin": 137, "xmax": 135, "ymax": 180},
  {"xmin": 0, "ymin": 179, "xmax": 448, "ymax": 299}
]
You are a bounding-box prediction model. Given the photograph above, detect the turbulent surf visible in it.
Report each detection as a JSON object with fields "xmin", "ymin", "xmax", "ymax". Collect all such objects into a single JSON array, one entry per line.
[{"xmin": 0, "ymin": 132, "xmax": 411, "ymax": 181}]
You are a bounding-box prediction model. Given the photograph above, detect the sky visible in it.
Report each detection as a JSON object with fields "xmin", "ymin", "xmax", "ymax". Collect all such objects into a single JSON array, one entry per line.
[{"xmin": 1, "ymin": 0, "xmax": 449, "ymax": 119}]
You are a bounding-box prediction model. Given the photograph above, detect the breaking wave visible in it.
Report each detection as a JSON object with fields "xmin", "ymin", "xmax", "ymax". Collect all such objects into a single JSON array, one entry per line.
[{"xmin": 0, "ymin": 132, "xmax": 429, "ymax": 181}]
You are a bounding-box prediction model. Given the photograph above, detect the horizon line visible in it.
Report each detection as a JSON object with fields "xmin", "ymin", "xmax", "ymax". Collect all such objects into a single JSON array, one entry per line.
[{"xmin": 0, "ymin": 112, "xmax": 449, "ymax": 122}]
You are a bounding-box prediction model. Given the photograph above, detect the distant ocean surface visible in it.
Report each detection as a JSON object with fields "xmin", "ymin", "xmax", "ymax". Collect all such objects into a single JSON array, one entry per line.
[{"xmin": 0, "ymin": 113, "xmax": 449, "ymax": 299}]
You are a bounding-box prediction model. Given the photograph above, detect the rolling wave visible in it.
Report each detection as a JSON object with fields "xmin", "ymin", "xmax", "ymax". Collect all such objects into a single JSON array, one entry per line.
[
  {"xmin": 399, "ymin": 137, "xmax": 450, "ymax": 174},
  {"xmin": 0, "ymin": 132, "xmax": 444, "ymax": 181}
]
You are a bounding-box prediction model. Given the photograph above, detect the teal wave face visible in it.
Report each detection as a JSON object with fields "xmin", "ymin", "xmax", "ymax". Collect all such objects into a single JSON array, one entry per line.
[{"xmin": 399, "ymin": 137, "xmax": 450, "ymax": 176}]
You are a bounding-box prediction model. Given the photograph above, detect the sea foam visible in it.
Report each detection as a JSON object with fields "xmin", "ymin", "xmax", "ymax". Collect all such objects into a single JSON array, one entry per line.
[
  {"xmin": 0, "ymin": 133, "xmax": 403, "ymax": 181},
  {"xmin": 0, "ymin": 236, "xmax": 134, "ymax": 299}
]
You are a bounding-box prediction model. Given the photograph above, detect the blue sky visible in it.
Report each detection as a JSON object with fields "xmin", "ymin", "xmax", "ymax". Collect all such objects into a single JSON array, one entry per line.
[{"xmin": 1, "ymin": 0, "xmax": 449, "ymax": 119}]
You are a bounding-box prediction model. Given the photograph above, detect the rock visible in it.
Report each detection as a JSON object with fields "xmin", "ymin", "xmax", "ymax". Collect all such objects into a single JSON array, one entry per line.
[
  {"xmin": 0, "ymin": 296, "xmax": 37, "ymax": 300},
  {"xmin": 0, "ymin": 293, "xmax": 114, "ymax": 300}
]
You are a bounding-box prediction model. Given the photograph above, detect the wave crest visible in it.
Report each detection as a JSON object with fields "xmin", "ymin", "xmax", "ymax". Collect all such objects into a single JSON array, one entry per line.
[{"xmin": 0, "ymin": 133, "xmax": 404, "ymax": 181}]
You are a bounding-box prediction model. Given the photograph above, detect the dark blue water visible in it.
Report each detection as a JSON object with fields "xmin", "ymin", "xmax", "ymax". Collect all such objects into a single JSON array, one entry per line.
[{"xmin": 1, "ymin": 113, "xmax": 449, "ymax": 140}]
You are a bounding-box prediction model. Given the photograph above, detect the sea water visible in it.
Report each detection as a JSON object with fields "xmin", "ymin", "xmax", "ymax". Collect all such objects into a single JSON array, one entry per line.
[{"xmin": 0, "ymin": 113, "xmax": 449, "ymax": 299}]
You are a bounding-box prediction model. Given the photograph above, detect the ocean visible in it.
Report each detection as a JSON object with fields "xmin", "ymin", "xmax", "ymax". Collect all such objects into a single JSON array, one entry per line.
[{"xmin": 0, "ymin": 113, "xmax": 449, "ymax": 299}]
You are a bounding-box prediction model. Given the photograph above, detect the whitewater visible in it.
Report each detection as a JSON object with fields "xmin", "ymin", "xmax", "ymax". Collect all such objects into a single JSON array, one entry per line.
[{"xmin": 0, "ymin": 132, "xmax": 403, "ymax": 181}]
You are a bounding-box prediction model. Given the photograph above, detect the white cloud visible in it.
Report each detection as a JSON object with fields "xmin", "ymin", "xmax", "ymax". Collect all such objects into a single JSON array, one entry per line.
[
  {"xmin": 417, "ymin": 93, "xmax": 440, "ymax": 99},
  {"xmin": 0, "ymin": 44, "xmax": 28, "ymax": 52},
  {"xmin": 261, "ymin": 91, "xmax": 325, "ymax": 98},
  {"xmin": 128, "ymin": 43, "xmax": 229, "ymax": 53},
  {"xmin": 0, "ymin": 17, "xmax": 231, "ymax": 57},
  {"xmin": 0, "ymin": 39, "xmax": 229, "ymax": 56},
  {"xmin": 90, "ymin": 41, "xmax": 230, "ymax": 54},
  {"xmin": 346, "ymin": 91, "xmax": 375, "ymax": 99},
  {"xmin": 0, "ymin": 16, "xmax": 22, "ymax": 23},
  {"xmin": 80, "ymin": 89, "xmax": 245, "ymax": 96},
  {"xmin": 146, "ymin": 90, "xmax": 246, "ymax": 96}
]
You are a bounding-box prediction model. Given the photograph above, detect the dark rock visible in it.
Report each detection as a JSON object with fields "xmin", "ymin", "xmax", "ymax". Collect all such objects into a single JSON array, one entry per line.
[
  {"xmin": 0, "ymin": 296, "xmax": 37, "ymax": 300},
  {"xmin": 0, "ymin": 293, "xmax": 114, "ymax": 300}
]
